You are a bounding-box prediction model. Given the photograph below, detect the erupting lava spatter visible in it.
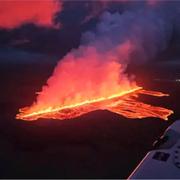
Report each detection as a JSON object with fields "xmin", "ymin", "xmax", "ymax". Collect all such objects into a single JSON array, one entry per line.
[{"xmin": 16, "ymin": 87, "xmax": 173, "ymax": 121}]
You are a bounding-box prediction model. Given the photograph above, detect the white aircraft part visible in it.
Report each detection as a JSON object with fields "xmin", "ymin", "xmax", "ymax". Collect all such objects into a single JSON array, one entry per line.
[{"xmin": 128, "ymin": 120, "xmax": 180, "ymax": 179}]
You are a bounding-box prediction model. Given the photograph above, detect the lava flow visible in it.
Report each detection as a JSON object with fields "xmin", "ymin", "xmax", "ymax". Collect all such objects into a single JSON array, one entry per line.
[
  {"xmin": 16, "ymin": 87, "xmax": 173, "ymax": 121},
  {"xmin": 15, "ymin": 41, "xmax": 174, "ymax": 122}
]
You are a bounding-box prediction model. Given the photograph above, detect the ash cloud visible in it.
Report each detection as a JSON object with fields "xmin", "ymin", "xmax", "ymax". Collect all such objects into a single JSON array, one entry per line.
[{"xmin": 84, "ymin": 2, "xmax": 180, "ymax": 63}]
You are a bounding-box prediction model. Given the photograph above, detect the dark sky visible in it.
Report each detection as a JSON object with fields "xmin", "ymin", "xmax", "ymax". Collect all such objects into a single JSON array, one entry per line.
[
  {"xmin": 1, "ymin": 0, "xmax": 179, "ymax": 65},
  {"xmin": 0, "ymin": 1, "xmax": 109, "ymax": 60}
]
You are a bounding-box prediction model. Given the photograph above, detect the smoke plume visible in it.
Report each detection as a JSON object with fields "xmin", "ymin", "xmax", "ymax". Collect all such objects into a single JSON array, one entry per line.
[{"xmin": 24, "ymin": 2, "xmax": 179, "ymax": 112}]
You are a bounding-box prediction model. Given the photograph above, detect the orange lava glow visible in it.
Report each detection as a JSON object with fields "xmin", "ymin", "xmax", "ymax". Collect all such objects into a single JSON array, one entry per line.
[
  {"xmin": 15, "ymin": 42, "xmax": 173, "ymax": 122},
  {"xmin": 0, "ymin": 0, "xmax": 61, "ymax": 28},
  {"xmin": 16, "ymin": 87, "xmax": 173, "ymax": 121}
]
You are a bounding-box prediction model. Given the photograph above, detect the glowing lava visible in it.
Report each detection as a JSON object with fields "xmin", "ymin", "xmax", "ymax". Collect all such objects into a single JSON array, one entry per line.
[{"xmin": 16, "ymin": 87, "xmax": 173, "ymax": 121}]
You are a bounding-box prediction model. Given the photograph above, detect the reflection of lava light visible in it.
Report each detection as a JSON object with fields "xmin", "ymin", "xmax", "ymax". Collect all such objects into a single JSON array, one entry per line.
[{"xmin": 16, "ymin": 87, "xmax": 173, "ymax": 121}]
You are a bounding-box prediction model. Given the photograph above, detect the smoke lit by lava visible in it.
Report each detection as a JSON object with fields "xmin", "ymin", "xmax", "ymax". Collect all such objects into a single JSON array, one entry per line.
[{"xmin": 16, "ymin": 5, "xmax": 176, "ymax": 122}]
